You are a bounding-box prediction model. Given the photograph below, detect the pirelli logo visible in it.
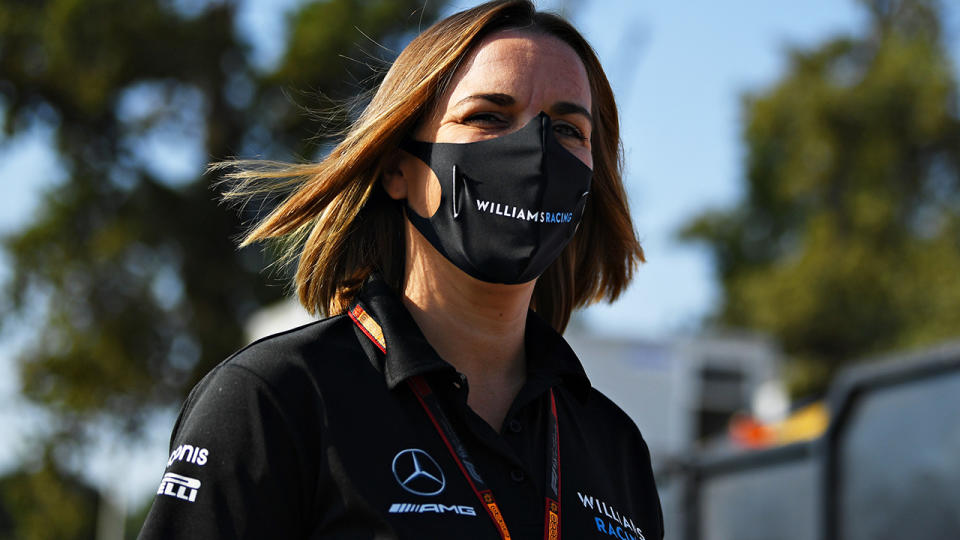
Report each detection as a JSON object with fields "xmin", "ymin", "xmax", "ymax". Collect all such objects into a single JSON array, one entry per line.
[
  {"xmin": 349, "ymin": 304, "xmax": 386, "ymax": 353},
  {"xmin": 157, "ymin": 472, "xmax": 201, "ymax": 503}
]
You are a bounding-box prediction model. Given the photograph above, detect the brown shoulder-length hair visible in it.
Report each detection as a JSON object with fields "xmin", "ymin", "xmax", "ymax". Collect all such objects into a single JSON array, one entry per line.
[{"xmin": 216, "ymin": 0, "xmax": 644, "ymax": 332}]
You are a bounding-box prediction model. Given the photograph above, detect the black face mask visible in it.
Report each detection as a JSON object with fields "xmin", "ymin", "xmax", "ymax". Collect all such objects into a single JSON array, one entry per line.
[{"xmin": 400, "ymin": 112, "xmax": 592, "ymax": 284}]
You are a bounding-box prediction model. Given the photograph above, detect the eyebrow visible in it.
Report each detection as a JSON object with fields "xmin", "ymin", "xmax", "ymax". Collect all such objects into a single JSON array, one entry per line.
[
  {"xmin": 454, "ymin": 93, "xmax": 593, "ymax": 127},
  {"xmin": 550, "ymin": 101, "xmax": 593, "ymax": 127},
  {"xmin": 454, "ymin": 93, "xmax": 516, "ymax": 107}
]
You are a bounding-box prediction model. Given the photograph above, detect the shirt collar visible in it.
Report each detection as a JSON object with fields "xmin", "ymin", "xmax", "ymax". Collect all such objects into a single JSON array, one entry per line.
[{"xmin": 349, "ymin": 273, "xmax": 591, "ymax": 401}]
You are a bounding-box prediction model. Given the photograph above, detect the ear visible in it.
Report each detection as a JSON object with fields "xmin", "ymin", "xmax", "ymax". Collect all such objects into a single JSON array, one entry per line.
[{"xmin": 381, "ymin": 149, "xmax": 408, "ymax": 201}]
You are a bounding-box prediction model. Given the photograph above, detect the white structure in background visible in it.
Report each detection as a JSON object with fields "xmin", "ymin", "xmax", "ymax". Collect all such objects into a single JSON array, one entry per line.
[
  {"xmin": 246, "ymin": 298, "xmax": 319, "ymax": 342},
  {"xmin": 246, "ymin": 300, "xmax": 788, "ymax": 467},
  {"xmin": 564, "ymin": 330, "xmax": 786, "ymax": 465}
]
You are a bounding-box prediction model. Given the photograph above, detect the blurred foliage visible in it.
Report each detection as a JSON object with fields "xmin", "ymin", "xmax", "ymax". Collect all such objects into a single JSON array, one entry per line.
[
  {"xmin": 681, "ymin": 0, "xmax": 960, "ymax": 397},
  {"xmin": 0, "ymin": 453, "xmax": 99, "ymax": 540},
  {"xmin": 0, "ymin": 0, "xmax": 442, "ymax": 535}
]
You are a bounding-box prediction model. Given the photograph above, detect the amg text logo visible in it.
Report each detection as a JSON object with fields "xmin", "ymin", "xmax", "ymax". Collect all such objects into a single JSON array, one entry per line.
[{"xmin": 389, "ymin": 503, "xmax": 476, "ymax": 516}]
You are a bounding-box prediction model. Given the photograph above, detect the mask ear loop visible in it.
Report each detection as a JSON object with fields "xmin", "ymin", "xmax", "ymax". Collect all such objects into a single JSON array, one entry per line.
[{"xmin": 452, "ymin": 165, "xmax": 461, "ymax": 219}]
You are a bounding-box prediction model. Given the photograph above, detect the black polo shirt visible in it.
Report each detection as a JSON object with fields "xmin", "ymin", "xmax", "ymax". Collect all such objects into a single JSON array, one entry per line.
[{"xmin": 139, "ymin": 275, "xmax": 663, "ymax": 539}]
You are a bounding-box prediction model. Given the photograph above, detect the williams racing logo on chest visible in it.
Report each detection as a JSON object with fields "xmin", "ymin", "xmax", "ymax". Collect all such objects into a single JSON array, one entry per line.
[{"xmin": 577, "ymin": 491, "xmax": 647, "ymax": 540}]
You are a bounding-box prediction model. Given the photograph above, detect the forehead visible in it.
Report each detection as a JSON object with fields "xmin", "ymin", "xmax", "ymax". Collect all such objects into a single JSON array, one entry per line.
[{"xmin": 441, "ymin": 29, "xmax": 591, "ymax": 110}]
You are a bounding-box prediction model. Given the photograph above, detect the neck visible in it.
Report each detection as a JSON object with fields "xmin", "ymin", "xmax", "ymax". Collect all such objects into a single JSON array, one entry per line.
[{"xmin": 402, "ymin": 225, "xmax": 535, "ymax": 430}]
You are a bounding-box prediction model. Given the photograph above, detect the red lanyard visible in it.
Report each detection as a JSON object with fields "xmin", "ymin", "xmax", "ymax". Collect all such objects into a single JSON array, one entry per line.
[{"xmin": 408, "ymin": 375, "xmax": 561, "ymax": 540}]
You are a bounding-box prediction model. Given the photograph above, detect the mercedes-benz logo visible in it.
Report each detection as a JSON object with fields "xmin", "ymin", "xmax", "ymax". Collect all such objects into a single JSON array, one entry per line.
[{"xmin": 392, "ymin": 448, "xmax": 446, "ymax": 496}]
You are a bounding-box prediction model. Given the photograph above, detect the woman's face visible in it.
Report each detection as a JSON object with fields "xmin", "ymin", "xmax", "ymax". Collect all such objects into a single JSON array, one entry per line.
[{"xmin": 392, "ymin": 29, "xmax": 593, "ymax": 218}]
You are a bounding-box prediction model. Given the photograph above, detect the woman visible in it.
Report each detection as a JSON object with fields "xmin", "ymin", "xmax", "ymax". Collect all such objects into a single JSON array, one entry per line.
[{"xmin": 140, "ymin": 1, "xmax": 662, "ymax": 538}]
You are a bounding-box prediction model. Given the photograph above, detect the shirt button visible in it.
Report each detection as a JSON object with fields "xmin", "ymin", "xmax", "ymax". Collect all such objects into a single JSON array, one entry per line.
[
  {"xmin": 508, "ymin": 419, "xmax": 522, "ymax": 433},
  {"xmin": 510, "ymin": 469, "xmax": 525, "ymax": 483}
]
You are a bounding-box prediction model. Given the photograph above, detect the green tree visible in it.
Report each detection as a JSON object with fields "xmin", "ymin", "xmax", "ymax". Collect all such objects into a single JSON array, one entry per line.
[
  {"xmin": 0, "ymin": 0, "xmax": 442, "ymax": 535},
  {"xmin": 0, "ymin": 452, "xmax": 99, "ymax": 540},
  {"xmin": 681, "ymin": 0, "xmax": 960, "ymax": 397}
]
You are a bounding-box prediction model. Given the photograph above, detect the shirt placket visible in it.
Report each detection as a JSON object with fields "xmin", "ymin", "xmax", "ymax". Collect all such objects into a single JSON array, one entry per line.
[{"xmin": 434, "ymin": 371, "xmax": 560, "ymax": 536}]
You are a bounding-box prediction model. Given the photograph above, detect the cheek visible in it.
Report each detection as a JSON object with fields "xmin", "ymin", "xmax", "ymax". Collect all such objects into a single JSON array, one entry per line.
[
  {"xmin": 406, "ymin": 158, "xmax": 442, "ymax": 218},
  {"xmin": 426, "ymin": 175, "xmax": 441, "ymax": 216},
  {"xmin": 570, "ymin": 146, "xmax": 593, "ymax": 170}
]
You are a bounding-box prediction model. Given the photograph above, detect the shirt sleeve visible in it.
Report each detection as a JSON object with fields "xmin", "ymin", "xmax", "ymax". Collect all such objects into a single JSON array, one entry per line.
[{"xmin": 139, "ymin": 364, "xmax": 310, "ymax": 539}]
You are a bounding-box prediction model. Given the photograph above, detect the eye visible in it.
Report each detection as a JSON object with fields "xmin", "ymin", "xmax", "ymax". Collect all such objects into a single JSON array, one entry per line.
[
  {"xmin": 553, "ymin": 121, "xmax": 587, "ymax": 141},
  {"xmin": 464, "ymin": 112, "xmax": 508, "ymax": 128}
]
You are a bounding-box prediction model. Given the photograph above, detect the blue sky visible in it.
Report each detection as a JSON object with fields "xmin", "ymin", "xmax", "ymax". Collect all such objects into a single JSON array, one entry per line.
[
  {"xmin": 2, "ymin": 0, "xmax": 951, "ymax": 506},
  {"xmin": 568, "ymin": 0, "xmax": 868, "ymax": 335}
]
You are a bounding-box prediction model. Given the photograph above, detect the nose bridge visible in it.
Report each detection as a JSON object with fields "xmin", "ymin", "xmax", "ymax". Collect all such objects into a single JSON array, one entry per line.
[
  {"xmin": 514, "ymin": 81, "xmax": 544, "ymax": 126},
  {"xmin": 499, "ymin": 111, "xmax": 552, "ymax": 149},
  {"xmin": 510, "ymin": 111, "xmax": 553, "ymax": 156}
]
